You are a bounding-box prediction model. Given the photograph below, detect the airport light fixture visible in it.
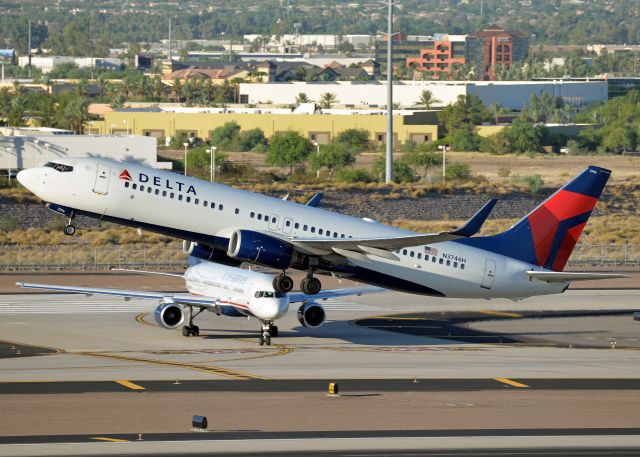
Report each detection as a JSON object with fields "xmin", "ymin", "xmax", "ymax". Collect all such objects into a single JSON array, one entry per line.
[
  {"xmin": 183, "ymin": 142, "xmax": 189, "ymax": 176},
  {"xmin": 207, "ymin": 146, "xmax": 217, "ymax": 182},
  {"xmin": 312, "ymin": 140, "xmax": 320, "ymax": 178}
]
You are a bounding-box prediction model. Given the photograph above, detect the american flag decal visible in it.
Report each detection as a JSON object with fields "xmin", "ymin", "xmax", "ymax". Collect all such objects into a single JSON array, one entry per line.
[{"xmin": 424, "ymin": 246, "xmax": 438, "ymax": 256}]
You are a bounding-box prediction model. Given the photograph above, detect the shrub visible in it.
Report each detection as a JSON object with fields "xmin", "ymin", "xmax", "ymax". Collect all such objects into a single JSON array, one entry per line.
[
  {"xmin": 444, "ymin": 162, "xmax": 471, "ymax": 181},
  {"xmin": 335, "ymin": 168, "xmax": 374, "ymax": 183},
  {"xmin": 497, "ymin": 166, "xmax": 511, "ymax": 178},
  {"xmin": 450, "ymin": 128, "xmax": 481, "ymax": 152},
  {"xmin": 512, "ymin": 174, "xmax": 544, "ymax": 194},
  {"xmin": 239, "ymin": 128, "xmax": 268, "ymax": 152}
]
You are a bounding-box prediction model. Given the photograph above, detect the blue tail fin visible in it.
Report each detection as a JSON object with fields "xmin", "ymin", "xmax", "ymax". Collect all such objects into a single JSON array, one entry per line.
[{"xmin": 459, "ymin": 166, "xmax": 610, "ymax": 271}]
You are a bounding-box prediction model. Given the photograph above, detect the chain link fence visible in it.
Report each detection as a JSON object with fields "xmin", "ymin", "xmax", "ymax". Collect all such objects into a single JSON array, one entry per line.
[{"xmin": 0, "ymin": 244, "xmax": 637, "ymax": 271}]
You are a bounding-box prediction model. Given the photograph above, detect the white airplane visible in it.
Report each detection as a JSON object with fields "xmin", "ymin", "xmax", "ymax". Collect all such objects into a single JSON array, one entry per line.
[
  {"xmin": 17, "ymin": 159, "xmax": 622, "ymax": 300},
  {"xmin": 17, "ymin": 260, "xmax": 382, "ymax": 345}
]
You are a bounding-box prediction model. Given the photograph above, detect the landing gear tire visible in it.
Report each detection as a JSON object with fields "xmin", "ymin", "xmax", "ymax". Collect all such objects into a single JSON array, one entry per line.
[
  {"xmin": 63, "ymin": 224, "xmax": 76, "ymax": 236},
  {"xmin": 270, "ymin": 326, "xmax": 279, "ymax": 338},
  {"xmin": 192, "ymin": 325, "xmax": 199, "ymax": 336},
  {"xmin": 182, "ymin": 326, "xmax": 190, "ymax": 337},
  {"xmin": 182, "ymin": 325, "xmax": 199, "ymax": 337},
  {"xmin": 301, "ymin": 276, "xmax": 321, "ymax": 295},
  {"xmin": 265, "ymin": 335, "xmax": 271, "ymax": 346},
  {"xmin": 273, "ymin": 274, "xmax": 294, "ymax": 293}
]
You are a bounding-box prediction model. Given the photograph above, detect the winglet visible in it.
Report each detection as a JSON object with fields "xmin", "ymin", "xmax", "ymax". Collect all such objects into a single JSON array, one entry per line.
[
  {"xmin": 449, "ymin": 198, "xmax": 498, "ymax": 237},
  {"xmin": 305, "ymin": 192, "xmax": 324, "ymax": 207}
]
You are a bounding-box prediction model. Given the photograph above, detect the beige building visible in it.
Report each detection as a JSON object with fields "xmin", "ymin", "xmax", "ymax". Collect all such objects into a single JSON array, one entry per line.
[{"xmin": 89, "ymin": 110, "xmax": 439, "ymax": 147}]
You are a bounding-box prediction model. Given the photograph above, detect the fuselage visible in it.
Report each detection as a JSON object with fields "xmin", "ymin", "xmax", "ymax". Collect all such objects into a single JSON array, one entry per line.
[
  {"xmin": 184, "ymin": 261, "xmax": 289, "ymax": 320},
  {"xmin": 17, "ymin": 157, "xmax": 567, "ymax": 299}
]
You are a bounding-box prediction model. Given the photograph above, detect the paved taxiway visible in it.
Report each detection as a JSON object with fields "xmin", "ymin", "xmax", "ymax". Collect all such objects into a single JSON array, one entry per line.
[{"xmin": 1, "ymin": 287, "xmax": 639, "ymax": 455}]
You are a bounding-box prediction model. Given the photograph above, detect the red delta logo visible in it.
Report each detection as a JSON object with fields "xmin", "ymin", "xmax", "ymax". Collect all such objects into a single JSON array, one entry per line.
[{"xmin": 119, "ymin": 169, "xmax": 133, "ymax": 181}]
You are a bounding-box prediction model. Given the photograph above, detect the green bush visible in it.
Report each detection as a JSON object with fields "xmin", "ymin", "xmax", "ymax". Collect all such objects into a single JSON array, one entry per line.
[
  {"xmin": 335, "ymin": 168, "xmax": 374, "ymax": 183},
  {"xmin": 512, "ymin": 174, "xmax": 544, "ymax": 194},
  {"xmin": 444, "ymin": 162, "xmax": 471, "ymax": 181},
  {"xmin": 239, "ymin": 128, "xmax": 268, "ymax": 152},
  {"xmin": 450, "ymin": 128, "xmax": 481, "ymax": 152}
]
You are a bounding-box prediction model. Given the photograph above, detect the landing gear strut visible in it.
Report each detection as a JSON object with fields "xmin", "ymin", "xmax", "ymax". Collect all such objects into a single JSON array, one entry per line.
[
  {"xmin": 63, "ymin": 217, "xmax": 76, "ymax": 236},
  {"xmin": 300, "ymin": 270, "xmax": 321, "ymax": 295},
  {"xmin": 259, "ymin": 320, "xmax": 278, "ymax": 346},
  {"xmin": 182, "ymin": 306, "xmax": 204, "ymax": 337},
  {"xmin": 273, "ymin": 272, "xmax": 294, "ymax": 293}
]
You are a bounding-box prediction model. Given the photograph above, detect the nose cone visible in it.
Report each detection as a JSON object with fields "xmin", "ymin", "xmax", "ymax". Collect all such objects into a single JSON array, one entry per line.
[{"xmin": 17, "ymin": 168, "xmax": 38, "ymax": 190}]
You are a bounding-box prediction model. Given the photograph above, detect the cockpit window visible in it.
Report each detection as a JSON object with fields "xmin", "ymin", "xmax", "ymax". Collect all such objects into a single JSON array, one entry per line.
[
  {"xmin": 44, "ymin": 162, "xmax": 73, "ymax": 172},
  {"xmin": 254, "ymin": 291, "xmax": 285, "ymax": 298}
]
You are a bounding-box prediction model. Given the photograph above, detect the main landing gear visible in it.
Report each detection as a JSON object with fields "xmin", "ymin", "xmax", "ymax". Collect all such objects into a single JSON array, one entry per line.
[
  {"xmin": 182, "ymin": 306, "xmax": 205, "ymax": 337},
  {"xmin": 259, "ymin": 320, "xmax": 278, "ymax": 346},
  {"xmin": 63, "ymin": 217, "xmax": 76, "ymax": 236},
  {"xmin": 273, "ymin": 272, "xmax": 294, "ymax": 293},
  {"xmin": 273, "ymin": 270, "xmax": 322, "ymax": 295}
]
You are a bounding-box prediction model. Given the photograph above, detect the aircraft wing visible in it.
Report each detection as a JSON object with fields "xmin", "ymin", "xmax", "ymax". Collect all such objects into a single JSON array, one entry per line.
[
  {"xmin": 288, "ymin": 286, "xmax": 386, "ymax": 304},
  {"xmin": 15, "ymin": 282, "xmax": 218, "ymax": 308},
  {"xmin": 526, "ymin": 272, "xmax": 627, "ymax": 282},
  {"xmin": 289, "ymin": 199, "xmax": 498, "ymax": 260}
]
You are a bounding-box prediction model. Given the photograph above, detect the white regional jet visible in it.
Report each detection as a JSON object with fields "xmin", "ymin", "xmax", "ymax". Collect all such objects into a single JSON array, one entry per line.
[
  {"xmin": 17, "ymin": 158, "xmax": 621, "ymax": 300},
  {"xmin": 17, "ymin": 260, "xmax": 381, "ymax": 345}
]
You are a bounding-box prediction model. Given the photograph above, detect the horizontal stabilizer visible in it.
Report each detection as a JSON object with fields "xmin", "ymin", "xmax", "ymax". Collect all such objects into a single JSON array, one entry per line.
[
  {"xmin": 527, "ymin": 271, "xmax": 626, "ymax": 283},
  {"xmin": 449, "ymin": 198, "xmax": 498, "ymax": 237}
]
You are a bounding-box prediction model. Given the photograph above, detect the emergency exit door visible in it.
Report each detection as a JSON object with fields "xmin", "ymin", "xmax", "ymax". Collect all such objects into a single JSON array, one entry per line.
[
  {"xmin": 93, "ymin": 163, "xmax": 111, "ymax": 195},
  {"xmin": 481, "ymin": 258, "xmax": 496, "ymax": 289}
]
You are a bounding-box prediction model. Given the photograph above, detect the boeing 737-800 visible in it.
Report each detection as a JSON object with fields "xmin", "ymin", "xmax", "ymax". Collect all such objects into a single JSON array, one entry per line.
[
  {"xmin": 17, "ymin": 158, "xmax": 621, "ymax": 300},
  {"xmin": 18, "ymin": 259, "xmax": 381, "ymax": 345}
]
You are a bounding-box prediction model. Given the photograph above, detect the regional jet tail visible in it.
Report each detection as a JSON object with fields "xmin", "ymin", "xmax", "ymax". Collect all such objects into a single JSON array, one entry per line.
[
  {"xmin": 17, "ymin": 260, "xmax": 384, "ymax": 346},
  {"xmin": 17, "ymin": 160, "xmax": 622, "ymax": 301}
]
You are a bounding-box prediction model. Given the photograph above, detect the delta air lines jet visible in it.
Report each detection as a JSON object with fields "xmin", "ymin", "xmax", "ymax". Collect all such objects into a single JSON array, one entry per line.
[
  {"xmin": 17, "ymin": 159, "xmax": 621, "ymax": 299},
  {"xmin": 18, "ymin": 259, "xmax": 381, "ymax": 345}
]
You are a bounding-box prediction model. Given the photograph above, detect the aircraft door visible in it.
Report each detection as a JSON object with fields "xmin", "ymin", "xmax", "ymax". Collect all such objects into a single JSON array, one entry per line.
[
  {"xmin": 481, "ymin": 258, "xmax": 496, "ymax": 289},
  {"xmin": 268, "ymin": 214, "xmax": 279, "ymax": 232},
  {"xmin": 93, "ymin": 163, "xmax": 111, "ymax": 195}
]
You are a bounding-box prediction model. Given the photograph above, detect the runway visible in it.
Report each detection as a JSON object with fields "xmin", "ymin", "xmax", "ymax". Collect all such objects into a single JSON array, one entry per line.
[{"xmin": 0, "ymin": 287, "xmax": 639, "ymax": 455}]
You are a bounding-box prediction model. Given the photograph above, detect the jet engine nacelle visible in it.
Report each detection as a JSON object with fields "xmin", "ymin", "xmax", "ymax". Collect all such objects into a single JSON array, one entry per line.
[
  {"xmin": 297, "ymin": 303, "xmax": 326, "ymax": 329},
  {"xmin": 154, "ymin": 301, "xmax": 184, "ymax": 329},
  {"xmin": 183, "ymin": 241, "xmax": 242, "ymax": 267},
  {"xmin": 227, "ymin": 229, "xmax": 295, "ymax": 270}
]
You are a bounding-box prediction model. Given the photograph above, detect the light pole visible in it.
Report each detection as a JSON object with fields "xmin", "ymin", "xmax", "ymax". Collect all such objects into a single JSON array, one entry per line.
[
  {"xmin": 312, "ymin": 140, "xmax": 320, "ymax": 178},
  {"xmin": 6, "ymin": 147, "xmax": 11, "ymax": 184},
  {"xmin": 439, "ymin": 144, "xmax": 446, "ymax": 183},
  {"xmin": 183, "ymin": 142, "xmax": 189, "ymax": 176},
  {"xmin": 44, "ymin": 143, "xmax": 50, "ymax": 162},
  {"xmin": 207, "ymin": 146, "xmax": 217, "ymax": 182},
  {"xmin": 33, "ymin": 139, "xmax": 39, "ymax": 167}
]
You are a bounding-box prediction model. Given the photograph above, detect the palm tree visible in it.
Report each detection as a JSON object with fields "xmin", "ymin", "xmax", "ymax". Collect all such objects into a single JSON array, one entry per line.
[
  {"xmin": 295, "ymin": 92, "xmax": 312, "ymax": 104},
  {"xmin": 414, "ymin": 90, "xmax": 441, "ymax": 109},
  {"xmin": 172, "ymin": 78, "xmax": 183, "ymax": 102},
  {"xmin": 318, "ymin": 92, "xmax": 338, "ymax": 109},
  {"xmin": 57, "ymin": 97, "xmax": 90, "ymax": 134},
  {"xmin": 96, "ymin": 76, "xmax": 108, "ymax": 98},
  {"xmin": 150, "ymin": 76, "xmax": 167, "ymax": 101}
]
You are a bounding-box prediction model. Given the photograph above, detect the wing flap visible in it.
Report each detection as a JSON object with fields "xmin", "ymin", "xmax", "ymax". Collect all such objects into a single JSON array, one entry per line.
[{"xmin": 526, "ymin": 272, "xmax": 626, "ymax": 283}]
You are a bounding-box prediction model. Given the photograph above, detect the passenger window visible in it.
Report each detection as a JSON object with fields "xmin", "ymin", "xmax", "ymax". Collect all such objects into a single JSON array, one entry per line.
[
  {"xmin": 178, "ymin": 195, "xmax": 183, "ymax": 201},
  {"xmin": 258, "ymin": 214, "xmax": 262, "ymax": 220},
  {"xmin": 454, "ymin": 262, "xmax": 458, "ymax": 268},
  {"xmin": 155, "ymin": 189, "xmax": 160, "ymax": 195},
  {"xmin": 203, "ymin": 200, "xmax": 208, "ymax": 206},
  {"xmin": 461, "ymin": 264, "xmax": 465, "ymax": 270},
  {"xmin": 319, "ymin": 229, "xmax": 323, "ymax": 235},
  {"xmin": 439, "ymin": 258, "xmax": 443, "ymax": 264},
  {"xmin": 432, "ymin": 257, "xmax": 436, "ymax": 263},
  {"xmin": 311, "ymin": 227, "xmax": 315, "ymax": 233},
  {"xmin": 403, "ymin": 249, "xmax": 407, "ymax": 256},
  {"xmin": 139, "ymin": 185, "xmax": 144, "ymax": 191},
  {"xmin": 294, "ymin": 222, "xmax": 299, "ymax": 229},
  {"xmin": 417, "ymin": 253, "xmax": 422, "ymax": 259},
  {"xmin": 333, "ymin": 233, "xmax": 338, "ymax": 238},
  {"xmin": 285, "ymin": 220, "xmax": 291, "ymax": 227},
  {"xmin": 125, "ymin": 181, "xmax": 130, "ymax": 188},
  {"xmin": 341, "ymin": 234, "xmax": 345, "ymax": 238},
  {"xmin": 410, "ymin": 251, "xmax": 415, "ymax": 258},
  {"xmin": 170, "ymin": 192, "xmax": 174, "ymax": 198},
  {"xmin": 210, "ymin": 202, "xmax": 215, "ymax": 208},
  {"xmin": 132, "ymin": 183, "xmax": 137, "ymax": 189},
  {"xmin": 219, "ymin": 204, "xmax": 223, "ymax": 210},
  {"xmin": 195, "ymin": 198, "xmax": 199, "ymax": 204},
  {"xmin": 162, "ymin": 190, "xmax": 167, "ymax": 197},
  {"xmin": 251, "ymin": 212, "xmax": 255, "ymax": 218},
  {"xmin": 235, "ymin": 208, "xmax": 239, "ymax": 215},
  {"xmin": 271, "ymin": 216, "xmax": 276, "ymax": 223},
  {"xmin": 187, "ymin": 196, "xmax": 192, "ymax": 203},
  {"xmin": 147, "ymin": 187, "xmax": 152, "ymax": 193},
  {"xmin": 303, "ymin": 225, "xmax": 308, "ymax": 231},
  {"xmin": 446, "ymin": 260, "xmax": 451, "ymax": 266}
]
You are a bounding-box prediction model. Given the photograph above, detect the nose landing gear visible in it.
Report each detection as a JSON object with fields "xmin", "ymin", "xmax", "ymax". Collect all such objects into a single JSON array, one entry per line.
[
  {"xmin": 63, "ymin": 217, "xmax": 76, "ymax": 236},
  {"xmin": 259, "ymin": 320, "xmax": 278, "ymax": 346}
]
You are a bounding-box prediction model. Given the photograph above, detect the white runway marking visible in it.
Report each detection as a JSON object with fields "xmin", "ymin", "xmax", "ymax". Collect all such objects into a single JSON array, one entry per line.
[{"xmin": 315, "ymin": 298, "xmax": 388, "ymax": 312}]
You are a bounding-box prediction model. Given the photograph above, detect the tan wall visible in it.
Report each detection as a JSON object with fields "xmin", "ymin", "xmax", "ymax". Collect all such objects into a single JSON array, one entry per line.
[
  {"xmin": 93, "ymin": 112, "xmax": 438, "ymax": 145},
  {"xmin": 476, "ymin": 125, "xmax": 505, "ymax": 137}
]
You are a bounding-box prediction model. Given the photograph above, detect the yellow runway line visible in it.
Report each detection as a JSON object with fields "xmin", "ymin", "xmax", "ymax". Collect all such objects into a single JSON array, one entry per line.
[
  {"xmin": 479, "ymin": 310, "xmax": 523, "ymax": 318},
  {"xmin": 135, "ymin": 313, "xmax": 156, "ymax": 327},
  {"xmin": 115, "ymin": 380, "xmax": 146, "ymax": 391},
  {"xmin": 495, "ymin": 378, "xmax": 529, "ymax": 388},
  {"xmin": 91, "ymin": 437, "xmax": 130, "ymax": 443}
]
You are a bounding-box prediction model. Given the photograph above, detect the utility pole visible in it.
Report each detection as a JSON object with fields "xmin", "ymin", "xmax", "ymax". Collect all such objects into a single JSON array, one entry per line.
[
  {"xmin": 168, "ymin": 18, "xmax": 172, "ymax": 62},
  {"xmin": 480, "ymin": 0, "xmax": 484, "ymax": 17},
  {"xmin": 382, "ymin": 0, "xmax": 398, "ymax": 184},
  {"xmin": 28, "ymin": 20, "xmax": 32, "ymax": 78}
]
